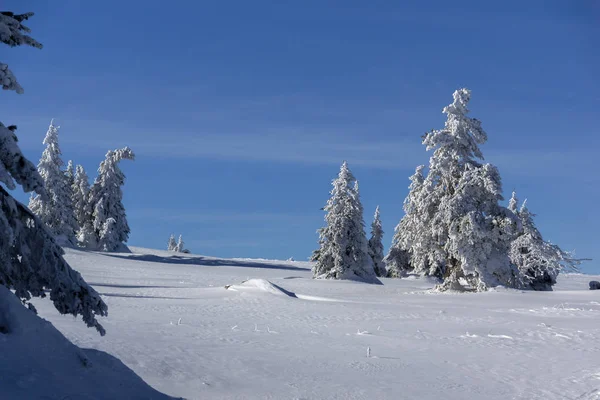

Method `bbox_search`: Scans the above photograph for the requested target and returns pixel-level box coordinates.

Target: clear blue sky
[4,0,599,272]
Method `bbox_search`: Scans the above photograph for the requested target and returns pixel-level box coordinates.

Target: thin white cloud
[13,116,598,178]
[10,114,428,170]
[116,132,425,169]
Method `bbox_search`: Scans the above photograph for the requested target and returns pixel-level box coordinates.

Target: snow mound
[225,279,344,302]
[225,279,297,297]
[0,286,178,400]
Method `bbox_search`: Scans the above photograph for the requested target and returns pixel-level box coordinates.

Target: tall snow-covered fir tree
[28,120,77,245]
[0,10,107,335]
[427,89,521,291]
[510,197,581,290]
[368,206,386,277]
[399,89,520,291]
[168,234,177,251]
[312,162,379,283]
[89,147,135,251]
[72,164,94,246]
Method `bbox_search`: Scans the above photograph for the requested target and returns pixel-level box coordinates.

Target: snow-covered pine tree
[72,164,94,246]
[385,165,439,278]
[28,120,77,245]
[168,234,177,251]
[0,10,107,335]
[510,198,581,290]
[350,181,377,279]
[89,147,135,251]
[368,206,386,277]
[421,89,519,291]
[312,162,378,283]
[175,235,184,252]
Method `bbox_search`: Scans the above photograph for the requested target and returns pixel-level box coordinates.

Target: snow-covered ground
[29,247,600,400]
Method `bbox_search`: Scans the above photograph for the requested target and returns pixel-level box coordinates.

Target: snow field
[28,247,600,400]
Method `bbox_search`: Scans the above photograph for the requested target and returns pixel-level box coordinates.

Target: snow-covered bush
[312,162,378,283]
[89,147,135,251]
[509,195,581,290]
[28,120,77,245]
[0,10,107,335]
[368,206,386,277]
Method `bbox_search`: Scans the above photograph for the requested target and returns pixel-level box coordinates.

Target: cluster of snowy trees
[28,121,134,252]
[0,11,107,335]
[167,234,188,253]
[313,89,581,291]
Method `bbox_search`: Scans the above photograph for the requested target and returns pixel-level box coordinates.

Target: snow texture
[0,285,178,399]
[25,246,600,400]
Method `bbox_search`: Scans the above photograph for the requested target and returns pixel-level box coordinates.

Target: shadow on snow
[102,253,312,272]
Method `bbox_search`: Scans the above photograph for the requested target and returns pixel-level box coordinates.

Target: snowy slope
[0,285,178,400]
[28,247,600,400]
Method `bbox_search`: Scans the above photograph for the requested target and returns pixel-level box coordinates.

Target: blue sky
[4,0,599,272]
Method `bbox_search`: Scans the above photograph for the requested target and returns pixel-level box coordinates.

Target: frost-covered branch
[0,10,107,335]
[0,12,42,94]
